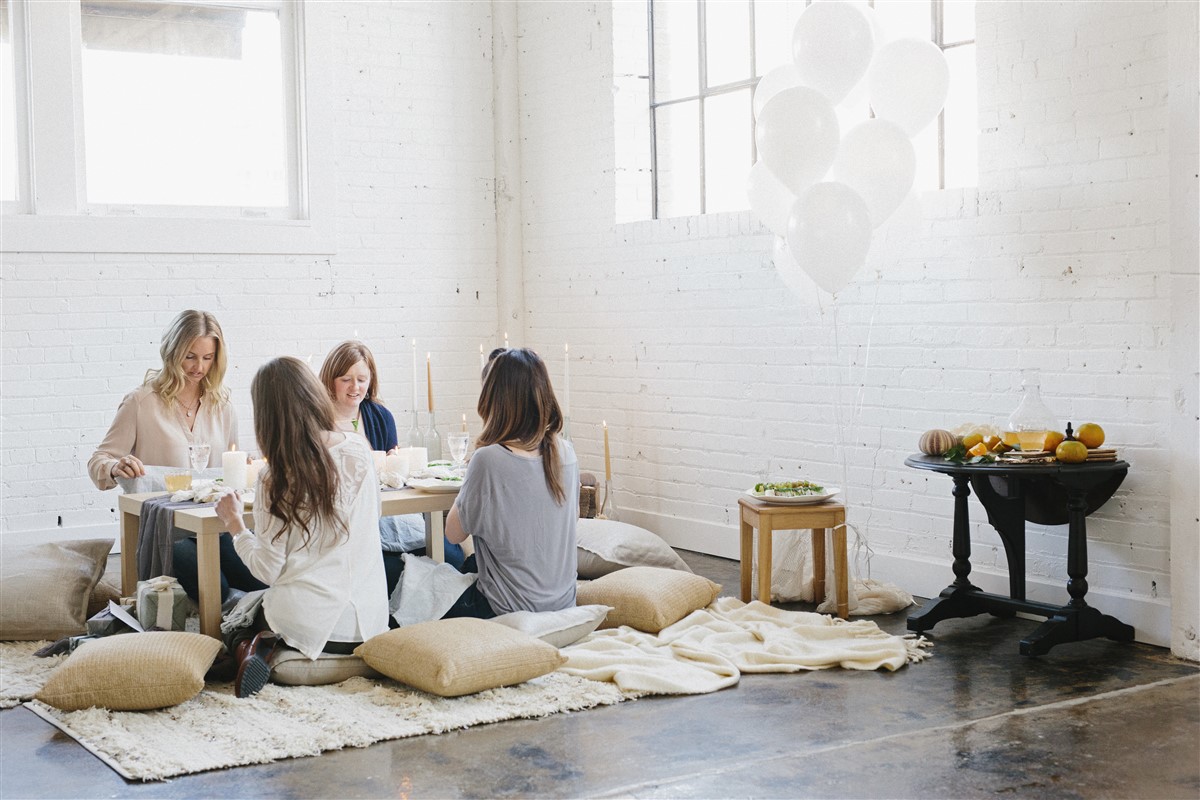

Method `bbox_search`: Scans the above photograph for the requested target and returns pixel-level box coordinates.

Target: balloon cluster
[749,2,950,295]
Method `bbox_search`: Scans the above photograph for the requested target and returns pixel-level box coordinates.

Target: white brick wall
[516,0,1182,645]
[1,1,499,532]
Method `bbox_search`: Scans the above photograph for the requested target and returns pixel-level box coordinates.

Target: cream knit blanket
[560,597,931,696]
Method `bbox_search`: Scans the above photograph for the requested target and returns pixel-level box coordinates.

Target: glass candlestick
[562,416,572,442]
[423,410,442,461]
[597,479,619,521]
[406,410,423,448]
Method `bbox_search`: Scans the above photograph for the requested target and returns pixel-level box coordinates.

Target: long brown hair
[477,348,566,504]
[252,357,346,547]
[318,340,382,404]
[145,310,230,406]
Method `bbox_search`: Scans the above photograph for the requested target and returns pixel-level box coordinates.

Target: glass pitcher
[1006,370,1059,451]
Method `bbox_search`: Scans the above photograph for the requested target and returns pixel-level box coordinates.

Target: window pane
[942,0,975,44]
[874,0,931,41]
[1,0,17,203]
[943,44,977,188]
[80,1,288,207]
[655,100,701,217]
[703,89,751,213]
[753,0,804,75]
[704,0,750,87]
[652,0,698,101]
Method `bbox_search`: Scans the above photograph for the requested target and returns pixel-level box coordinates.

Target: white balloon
[753,65,802,120]
[755,86,840,195]
[785,182,872,294]
[867,38,950,136]
[791,1,875,105]
[832,119,915,228]
[747,161,796,237]
[770,237,817,299]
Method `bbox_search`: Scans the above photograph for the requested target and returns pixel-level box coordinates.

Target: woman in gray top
[443,348,579,618]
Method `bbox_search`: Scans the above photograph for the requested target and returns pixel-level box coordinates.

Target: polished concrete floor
[2,550,1197,799]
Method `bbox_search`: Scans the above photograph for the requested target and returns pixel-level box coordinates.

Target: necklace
[177,397,200,418]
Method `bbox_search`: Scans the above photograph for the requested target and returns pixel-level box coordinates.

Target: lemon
[962,433,984,449]
[1043,431,1065,452]
[967,442,989,458]
[1077,423,1105,449]
[1055,441,1088,464]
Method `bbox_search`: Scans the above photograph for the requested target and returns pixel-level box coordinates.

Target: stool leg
[757,521,773,605]
[833,525,849,619]
[739,517,753,603]
[811,528,826,608]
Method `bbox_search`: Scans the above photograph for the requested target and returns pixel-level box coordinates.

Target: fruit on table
[983,435,1001,450]
[1055,441,1088,464]
[967,442,989,458]
[1077,422,1105,449]
[990,440,1013,454]
[961,433,984,449]
[1043,431,1065,452]
[919,429,957,456]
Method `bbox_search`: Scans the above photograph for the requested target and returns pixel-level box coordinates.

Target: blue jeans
[173,535,268,603]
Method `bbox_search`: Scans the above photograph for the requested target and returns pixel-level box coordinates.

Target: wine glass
[188,442,211,473]
[447,433,470,469]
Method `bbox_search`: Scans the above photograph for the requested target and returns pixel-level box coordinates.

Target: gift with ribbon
[136,576,189,631]
[86,601,139,637]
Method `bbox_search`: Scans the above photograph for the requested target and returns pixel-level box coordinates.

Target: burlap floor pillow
[576,519,693,579]
[577,566,721,633]
[0,539,113,641]
[491,605,612,648]
[270,647,380,686]
[356,618,566,697]
[36,631,222,711]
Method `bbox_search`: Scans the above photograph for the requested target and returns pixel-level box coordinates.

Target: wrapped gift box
[136,576,189,631]
[86,604,138,637]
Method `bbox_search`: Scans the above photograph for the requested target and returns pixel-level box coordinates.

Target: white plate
[745,487,840,505]
[407,478,463,494]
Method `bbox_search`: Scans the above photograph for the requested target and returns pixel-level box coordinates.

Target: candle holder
[423,410,443,461]
[597,479,619,521]
[562,416,572,442]
[405,410,423,448]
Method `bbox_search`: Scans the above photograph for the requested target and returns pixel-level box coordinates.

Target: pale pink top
[87,385,239,490]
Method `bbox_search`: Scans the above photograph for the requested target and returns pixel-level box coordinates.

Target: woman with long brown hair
[215,356,388,697]
[442,348,579,618]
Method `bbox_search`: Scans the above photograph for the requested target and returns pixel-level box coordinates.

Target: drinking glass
[188,442,211,473]
[447,433,470,468]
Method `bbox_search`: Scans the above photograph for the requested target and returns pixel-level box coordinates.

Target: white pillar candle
[410,446,428,471]
[246,458,267,488]
[385,451,409,477]
[222,446,248,491]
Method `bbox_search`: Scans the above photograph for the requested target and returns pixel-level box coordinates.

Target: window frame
[646,0,976,221]
[0,0,334,254]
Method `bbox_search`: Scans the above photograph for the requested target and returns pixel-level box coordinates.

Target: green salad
[753,480,824,496]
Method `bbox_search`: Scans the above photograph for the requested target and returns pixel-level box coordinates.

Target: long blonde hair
[252,357,345,548]
[477,348,566,504]
[144,310,229,406]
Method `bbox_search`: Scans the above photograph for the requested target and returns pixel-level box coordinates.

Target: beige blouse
[87,385,239,491]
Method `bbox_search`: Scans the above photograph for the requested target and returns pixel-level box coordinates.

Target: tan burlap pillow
[577,566,721,633]
[0,539,113,641]
[355,618,566,697]
[36,631,222,711]
[269,648,380,686]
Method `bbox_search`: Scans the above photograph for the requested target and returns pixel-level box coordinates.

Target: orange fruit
[1043,431,1065,452]
[1055,441,1088,464]
[1077,423,1105,449]
[983,435,1001,450]
[991,441,1013,454]
[962,433,984,449]
[968,442,989,458]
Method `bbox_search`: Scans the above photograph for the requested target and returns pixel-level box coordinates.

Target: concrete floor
[2,550,1197,799]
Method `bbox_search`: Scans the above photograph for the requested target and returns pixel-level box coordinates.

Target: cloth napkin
[136,496,203,581]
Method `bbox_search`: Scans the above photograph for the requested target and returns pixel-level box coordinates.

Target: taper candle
[410,339,418,412]
[563,343,570,419]
[603,421,611,482]
[479,343,485,372]
[426,352,434,412]
[461,413,467,432]
[504,331,509,348]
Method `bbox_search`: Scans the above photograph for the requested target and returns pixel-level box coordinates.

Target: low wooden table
[737,496,849,619]
[118,488,457,639]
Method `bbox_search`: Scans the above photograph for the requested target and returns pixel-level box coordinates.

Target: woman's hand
[110,454,146,480]
[215,490,247,534]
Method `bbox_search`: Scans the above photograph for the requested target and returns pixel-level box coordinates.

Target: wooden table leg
[428,512,445,563]
[811,528,826,609]
[120,509,140,596]
[833,524,849,619]
[756,520,773,605]
[739,517,753,603]
[196,533,222,639]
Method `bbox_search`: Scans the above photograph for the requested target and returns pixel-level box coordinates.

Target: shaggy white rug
[1,641,65,708]
[22,672,624,781]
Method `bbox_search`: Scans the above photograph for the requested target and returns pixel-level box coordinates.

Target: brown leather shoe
[235,631,279,698]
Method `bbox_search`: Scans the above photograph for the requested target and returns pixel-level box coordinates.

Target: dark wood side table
[904,454,1134,655]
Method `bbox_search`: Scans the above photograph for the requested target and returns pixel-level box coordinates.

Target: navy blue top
[359,399,397,452]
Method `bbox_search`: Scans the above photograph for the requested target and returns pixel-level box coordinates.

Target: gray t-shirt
[454,438,579,615]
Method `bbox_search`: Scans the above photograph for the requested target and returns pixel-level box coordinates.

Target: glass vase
[1006,370,1059,451]
[423,410,442,461]
[597,479,619,521]
[406,410,423,448]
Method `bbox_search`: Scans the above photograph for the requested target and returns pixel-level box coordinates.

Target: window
[1,0,28,210]
[641,0,977,221]
[1,0,333,254]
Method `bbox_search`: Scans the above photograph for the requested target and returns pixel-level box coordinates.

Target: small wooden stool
[737,496,849,619]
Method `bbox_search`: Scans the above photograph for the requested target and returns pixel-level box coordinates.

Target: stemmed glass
[447,433,470,469]
[188,442,211,473]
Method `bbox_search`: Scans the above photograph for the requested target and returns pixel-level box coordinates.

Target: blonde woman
[88,309,237,488]
[215,356,388,697]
